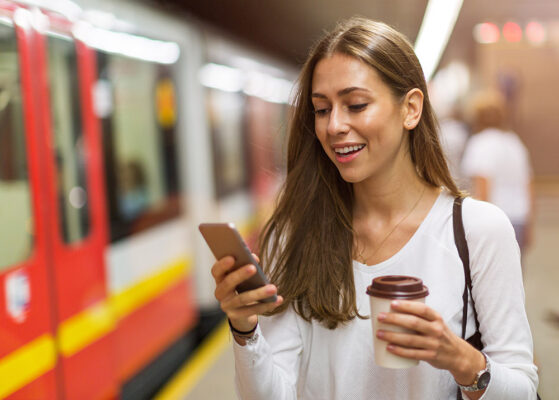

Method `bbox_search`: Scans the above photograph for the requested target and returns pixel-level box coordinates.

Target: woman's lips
[334,145,365,163]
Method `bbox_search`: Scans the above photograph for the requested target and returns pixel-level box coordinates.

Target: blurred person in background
[211,18,538,400]
[461,90,535,261]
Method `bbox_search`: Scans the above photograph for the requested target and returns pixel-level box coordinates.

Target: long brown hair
[259,17,461,329]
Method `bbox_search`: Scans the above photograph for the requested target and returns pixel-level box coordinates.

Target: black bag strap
[453,196,480,400]
[452,196,481,339]
[452,197,541,400]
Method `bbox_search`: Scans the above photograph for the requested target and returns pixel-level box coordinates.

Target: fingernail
[377,330,385,338]
[378,312,386,321]
[266,285,276,294]
[391,300,400,307]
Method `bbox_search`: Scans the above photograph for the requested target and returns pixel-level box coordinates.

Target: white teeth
[334,144,365,154]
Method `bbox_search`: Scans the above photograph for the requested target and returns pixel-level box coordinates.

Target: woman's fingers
[385,343,438,361]
[214,263,257,301]
[375,300,464,369]
[211,253,282,332]
[376,300,443,336]
[226,295,284,320]
[222,284,278,310]
[390,300,439,321]
[377,328,462,368]
[213,256,280,308]
[378,313,442,338]
[376,329,439,352]
[211,256,236,283]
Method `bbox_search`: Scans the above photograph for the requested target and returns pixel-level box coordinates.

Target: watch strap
[458,352,491,392]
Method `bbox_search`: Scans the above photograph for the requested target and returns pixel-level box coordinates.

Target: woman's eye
[313,108,330,116]
[348,103,368,112]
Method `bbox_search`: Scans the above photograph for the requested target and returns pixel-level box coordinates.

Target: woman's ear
[402,88,424,130]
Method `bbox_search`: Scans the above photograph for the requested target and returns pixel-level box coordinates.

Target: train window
[0,22,33,269]
[47,35,91,243]
[207,89,250,198]
[96,52,180,242]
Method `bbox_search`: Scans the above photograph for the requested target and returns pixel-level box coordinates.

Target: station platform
[156,181,559,400]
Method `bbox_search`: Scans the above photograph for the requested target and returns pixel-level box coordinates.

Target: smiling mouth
[334,144,366,157]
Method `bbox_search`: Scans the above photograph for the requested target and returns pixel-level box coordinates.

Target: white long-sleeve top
[233,192,539,399]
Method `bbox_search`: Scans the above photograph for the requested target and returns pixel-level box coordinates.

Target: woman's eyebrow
[311,87,371,98]
[338,86,370,96]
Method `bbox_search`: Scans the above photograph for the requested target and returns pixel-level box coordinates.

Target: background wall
[475,28,559,177]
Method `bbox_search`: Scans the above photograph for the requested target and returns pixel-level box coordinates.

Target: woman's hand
[376,300,486,388]
[211,255,283,335]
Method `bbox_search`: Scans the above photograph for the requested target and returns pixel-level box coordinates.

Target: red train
[0,1,292,398]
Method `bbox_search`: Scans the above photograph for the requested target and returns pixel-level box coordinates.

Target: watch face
[477,371,491,389]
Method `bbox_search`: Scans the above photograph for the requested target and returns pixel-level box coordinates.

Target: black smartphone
[198,223,277,303]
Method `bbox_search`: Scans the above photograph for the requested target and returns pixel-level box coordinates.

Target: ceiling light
[525,21,546,44]
[473,22,500,44]
[414,0,464,82]
[503,21,522,42]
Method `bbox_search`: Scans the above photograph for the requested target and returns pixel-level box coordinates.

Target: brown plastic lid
[366,275,429,300]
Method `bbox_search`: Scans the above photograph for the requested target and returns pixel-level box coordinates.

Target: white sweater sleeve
[463,199,539,399]
[233,307,303,400]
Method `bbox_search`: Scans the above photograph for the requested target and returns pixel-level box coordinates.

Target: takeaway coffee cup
[367,275,429,368]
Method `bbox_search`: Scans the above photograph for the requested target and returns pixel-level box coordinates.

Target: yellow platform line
[154,319,231,400]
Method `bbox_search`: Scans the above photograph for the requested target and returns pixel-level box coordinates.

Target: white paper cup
[367,276,429,369]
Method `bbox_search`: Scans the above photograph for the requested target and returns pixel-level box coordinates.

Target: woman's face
[311,53,410,184]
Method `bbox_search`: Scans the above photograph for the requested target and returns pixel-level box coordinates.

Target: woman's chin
[337,170,364,184]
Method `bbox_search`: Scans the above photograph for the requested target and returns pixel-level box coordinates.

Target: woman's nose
[327,107,349,136]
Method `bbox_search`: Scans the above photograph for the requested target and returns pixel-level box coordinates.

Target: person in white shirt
[461,90,534,255]
[211,18,538,400]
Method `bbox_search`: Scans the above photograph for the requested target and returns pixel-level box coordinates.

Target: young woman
[211,18,538,399]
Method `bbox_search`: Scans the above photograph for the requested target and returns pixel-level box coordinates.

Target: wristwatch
[458,352,491,392]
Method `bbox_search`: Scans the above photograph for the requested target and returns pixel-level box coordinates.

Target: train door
[2,4,198,398]
[0,7,59,400]
[35,11,119,400]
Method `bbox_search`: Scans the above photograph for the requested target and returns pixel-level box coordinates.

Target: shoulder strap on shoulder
[453,197,541,400]
[452,197,480,339]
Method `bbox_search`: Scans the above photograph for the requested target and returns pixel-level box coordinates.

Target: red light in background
[473,22,500,43]
[503,21,522,42]
[525,21,546,44]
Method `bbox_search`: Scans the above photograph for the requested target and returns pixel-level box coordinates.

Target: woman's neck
[352,163,427,220]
